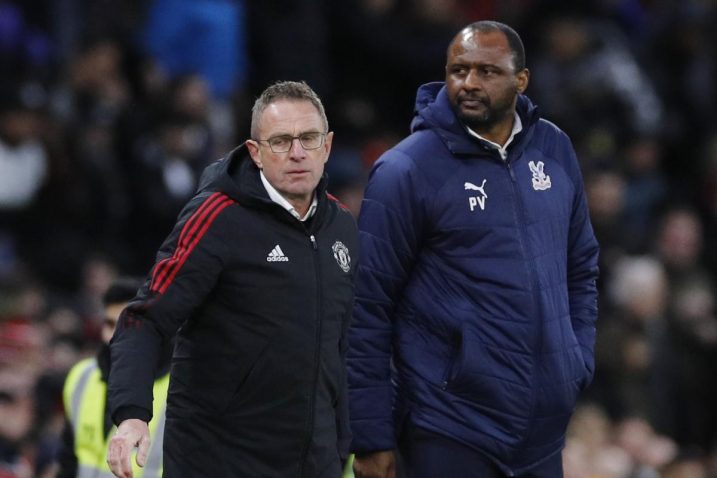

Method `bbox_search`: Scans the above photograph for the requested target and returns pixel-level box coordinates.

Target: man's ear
[516,68,530,94]
[246,140,262,169]
[322,131,334,164]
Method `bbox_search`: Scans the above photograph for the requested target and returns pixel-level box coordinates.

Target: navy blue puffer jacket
[348,83,599,475]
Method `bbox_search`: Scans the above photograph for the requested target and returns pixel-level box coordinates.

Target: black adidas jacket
[108,144,358,477]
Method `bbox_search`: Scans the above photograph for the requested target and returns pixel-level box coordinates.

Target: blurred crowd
[0,0,716,476]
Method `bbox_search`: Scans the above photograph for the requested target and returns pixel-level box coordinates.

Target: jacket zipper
[505,158,541,471]
[299,233,321,477]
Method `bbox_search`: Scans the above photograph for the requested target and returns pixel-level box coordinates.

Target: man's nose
[464,69,482,89]
[288,137,307,158]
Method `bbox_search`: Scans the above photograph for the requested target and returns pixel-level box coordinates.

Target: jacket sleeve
[561,134,600,384]
[108,192,235,423]
[348,150,427,453]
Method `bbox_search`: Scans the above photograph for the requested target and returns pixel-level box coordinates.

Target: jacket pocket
[440,320,533,411]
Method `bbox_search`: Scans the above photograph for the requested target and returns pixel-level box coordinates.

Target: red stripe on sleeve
[327,193,349,210]
[156,197,234,294]
[150,193,231,293]
[151,192,224,291]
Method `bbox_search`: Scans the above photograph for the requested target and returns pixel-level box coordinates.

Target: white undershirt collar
[466,112,523,161]
[260,171,317,221]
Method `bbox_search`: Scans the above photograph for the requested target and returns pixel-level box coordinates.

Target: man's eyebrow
[268,129,322,137]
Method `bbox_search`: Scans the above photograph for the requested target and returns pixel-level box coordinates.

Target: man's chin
[458,111,493,130]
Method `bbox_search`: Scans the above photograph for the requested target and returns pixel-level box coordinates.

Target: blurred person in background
[597,255,668,422]
[0,278,47,478]
[562,403,633,478]
[56,277,170,478]
[348,20,598,478]
[0,368,35,478]
[128,74,216,267]
[529,14,663,148]
[0,80,48,277]
[655,207,710,288]
[107,81,357,478]
[143,0,247,154]
[654,275,717,452]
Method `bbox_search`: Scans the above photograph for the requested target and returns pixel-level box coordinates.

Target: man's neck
[466,112,523,161]
[259,171,317,221]
[470,113,515,147]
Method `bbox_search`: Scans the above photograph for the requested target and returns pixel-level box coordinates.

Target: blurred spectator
[585,167,627,290]
[593,256,668,421]
[327,0,461,139]
[615,417,678,476]
[653,275,717,451]
[662,455,708,478]
[621,136,668,252]
[127,74,215,267]
[143,0,246,153]
[529,15,663,147]
[55,276,169,478]
[143,0,247,100]
[0,81,48,212]
[0,367,35,478]
[0,80,49,276]
[563,403,634,478]
[655,207,708,285]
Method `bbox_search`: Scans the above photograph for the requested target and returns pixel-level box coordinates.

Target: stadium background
[0,0,716,476]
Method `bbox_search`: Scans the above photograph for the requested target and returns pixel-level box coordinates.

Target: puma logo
[465,180,488,211]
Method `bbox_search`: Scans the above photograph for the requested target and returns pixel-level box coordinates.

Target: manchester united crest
[332,241,351,273]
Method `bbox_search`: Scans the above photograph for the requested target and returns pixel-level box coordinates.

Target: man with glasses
[106,81,358,477]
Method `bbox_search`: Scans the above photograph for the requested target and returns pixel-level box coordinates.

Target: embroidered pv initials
[465,180,487,211]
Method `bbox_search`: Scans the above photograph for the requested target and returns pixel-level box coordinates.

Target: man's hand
[353,450,397,478]
[107,418,150,478]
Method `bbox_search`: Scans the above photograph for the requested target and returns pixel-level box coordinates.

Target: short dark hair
[103,277,142,306]
[250,81,328,139]
[461,21,526,72]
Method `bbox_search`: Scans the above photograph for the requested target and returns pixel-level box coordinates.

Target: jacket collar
[198,143,331,224]
[410,82,539,159]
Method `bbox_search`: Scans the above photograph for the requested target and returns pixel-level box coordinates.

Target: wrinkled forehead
[257,99,325,135]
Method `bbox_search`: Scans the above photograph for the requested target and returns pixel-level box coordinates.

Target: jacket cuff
[112,405,151,425]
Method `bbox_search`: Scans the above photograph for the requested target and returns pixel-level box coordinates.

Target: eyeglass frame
[252,131,328,153]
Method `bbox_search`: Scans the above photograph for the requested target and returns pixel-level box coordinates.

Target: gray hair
[250,81,328,139]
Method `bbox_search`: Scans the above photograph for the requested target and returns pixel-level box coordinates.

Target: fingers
[107,433,135,478]
[107,419,151,478]
[353,451,397,478]
[135,433,150,467]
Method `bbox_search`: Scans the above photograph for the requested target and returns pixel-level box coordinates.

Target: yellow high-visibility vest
[343,454,355,478]
[63,357,169,478]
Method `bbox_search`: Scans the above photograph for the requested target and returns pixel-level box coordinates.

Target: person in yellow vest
[56,277,172,478]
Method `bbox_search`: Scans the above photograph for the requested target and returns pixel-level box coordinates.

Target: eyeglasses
[254,132,327,153]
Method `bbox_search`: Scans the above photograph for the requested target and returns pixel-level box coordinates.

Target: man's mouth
[458,97,487,109]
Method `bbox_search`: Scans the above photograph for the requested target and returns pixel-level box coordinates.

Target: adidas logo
[266,245,289,262]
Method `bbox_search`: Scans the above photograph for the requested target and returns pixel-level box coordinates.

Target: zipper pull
[507,162,517,182]
[310,235,318,250]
